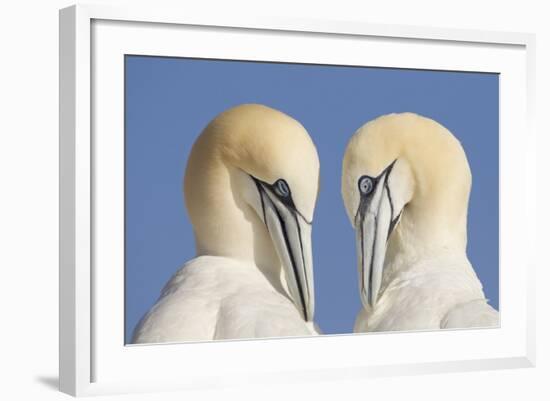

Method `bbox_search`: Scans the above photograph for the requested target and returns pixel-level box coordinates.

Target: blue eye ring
[274,179,290,198]
[358,176,374,195]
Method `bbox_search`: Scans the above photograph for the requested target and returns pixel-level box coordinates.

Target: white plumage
[133,256,317,343]
[353,252,498,332]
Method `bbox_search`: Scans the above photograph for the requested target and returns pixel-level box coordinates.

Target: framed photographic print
[59,4,536,396]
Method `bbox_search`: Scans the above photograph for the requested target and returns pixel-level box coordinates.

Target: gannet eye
[358,176,374,195]
[274,179,291,198]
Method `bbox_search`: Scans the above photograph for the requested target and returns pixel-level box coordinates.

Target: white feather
[132,256,317,343]
[354,252,499,332]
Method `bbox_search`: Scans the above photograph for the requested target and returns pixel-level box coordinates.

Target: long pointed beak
[355,174,394,308]
[259,188,314,322]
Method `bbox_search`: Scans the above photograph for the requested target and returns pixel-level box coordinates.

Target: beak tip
[361,289,378,309]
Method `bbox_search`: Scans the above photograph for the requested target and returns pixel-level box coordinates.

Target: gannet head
[341,113,471,308]
[184,104,319,321]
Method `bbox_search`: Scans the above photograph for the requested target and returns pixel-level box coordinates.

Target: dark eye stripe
[250,175,313,225]
[274,179,290,198]
[358,176,374,195]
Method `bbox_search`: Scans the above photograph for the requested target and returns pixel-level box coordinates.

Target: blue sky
[125,56,499,343]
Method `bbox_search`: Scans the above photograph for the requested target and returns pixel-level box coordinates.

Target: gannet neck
[383,114,471,272]
[184,132,280,283]
[390,192,468,256]
[384,209,468,276]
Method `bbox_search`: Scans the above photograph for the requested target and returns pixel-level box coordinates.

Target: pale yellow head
[341,112,472,307]
[184,104,319,321]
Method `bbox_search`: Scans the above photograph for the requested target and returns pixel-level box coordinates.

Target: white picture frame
[59,3,536,397]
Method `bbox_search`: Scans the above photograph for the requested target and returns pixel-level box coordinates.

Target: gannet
[341,113,499,332]
[132,104,320,343]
